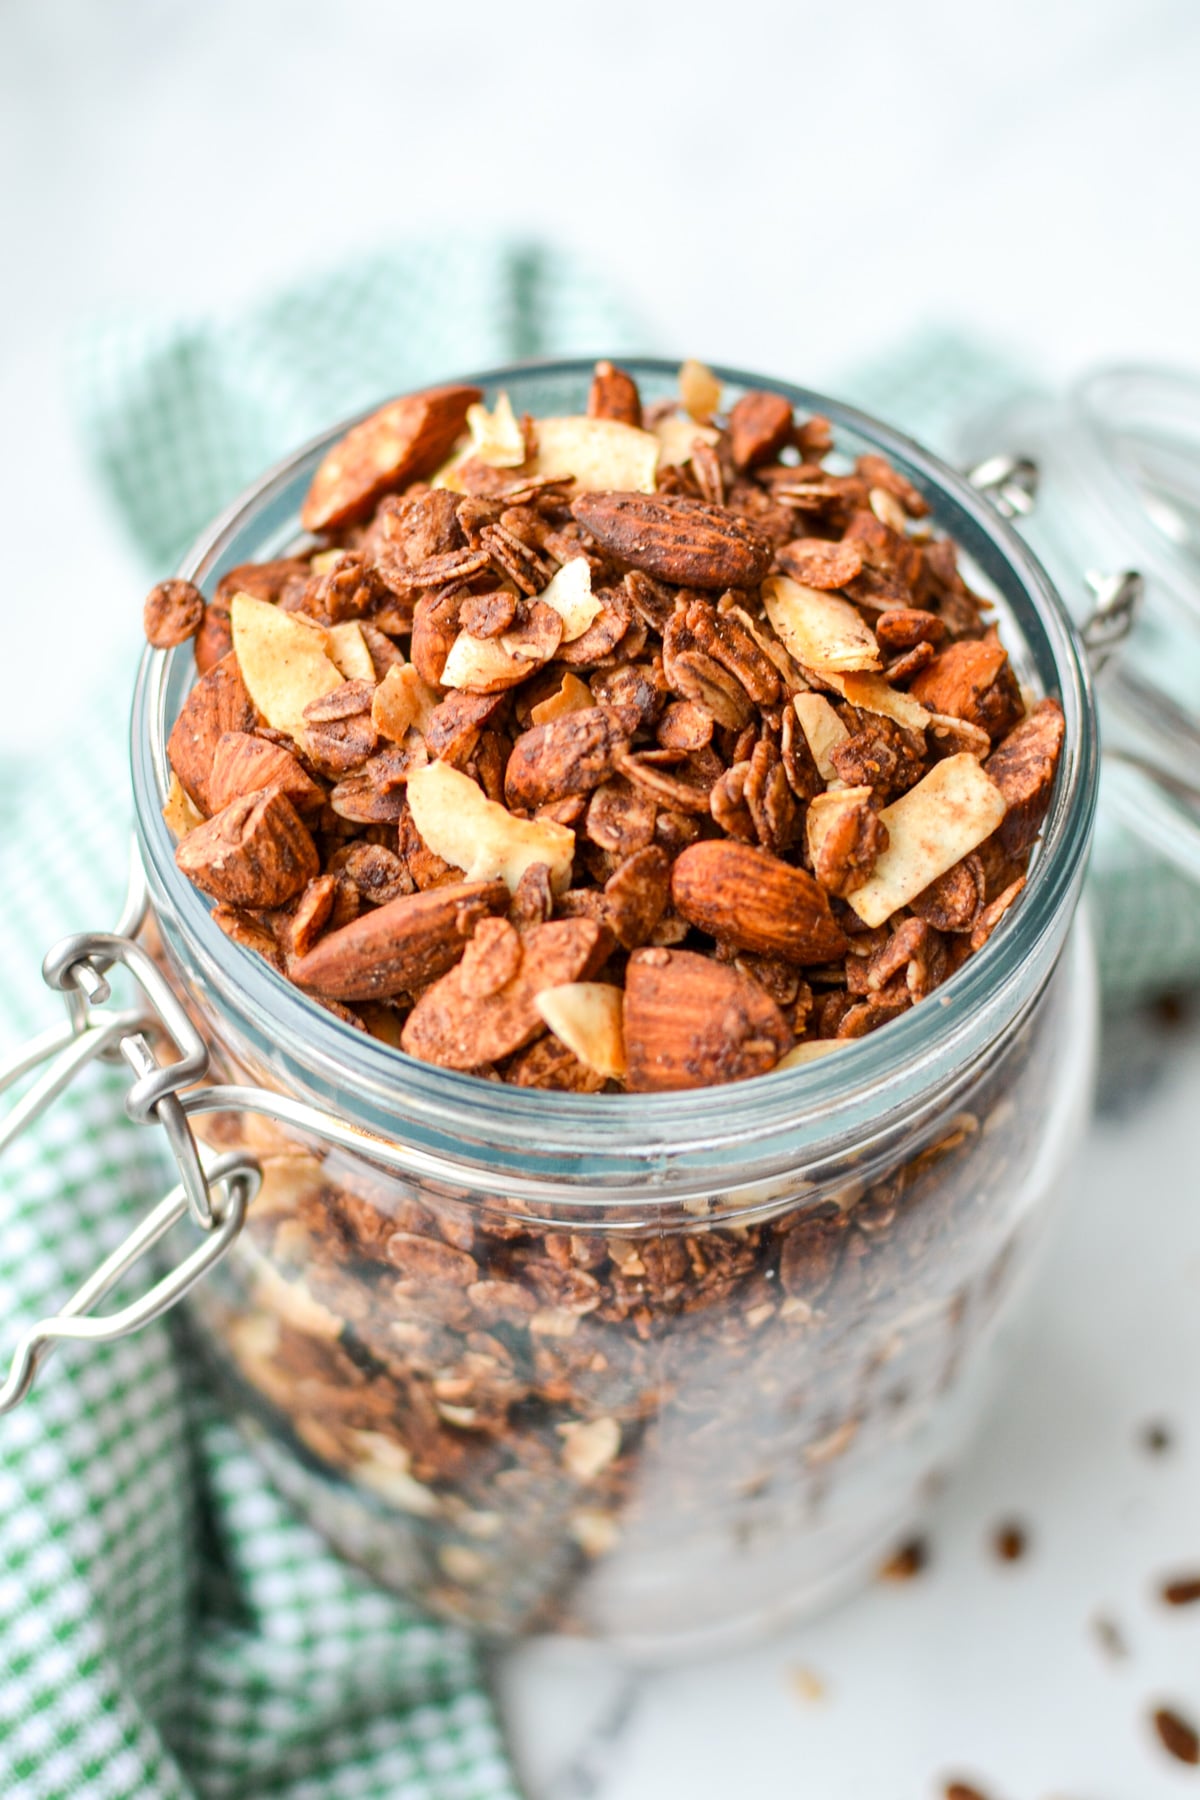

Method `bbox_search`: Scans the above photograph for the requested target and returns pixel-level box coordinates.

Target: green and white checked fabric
[0,704,521,1800]
[4,242,1200,1800]
[76,238,643,570]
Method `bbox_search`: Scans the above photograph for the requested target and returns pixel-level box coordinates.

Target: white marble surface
[2,4,1200,1796]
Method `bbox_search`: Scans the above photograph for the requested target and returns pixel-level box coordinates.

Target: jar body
[173,923,1094,1654]
[128,359,1099,1653]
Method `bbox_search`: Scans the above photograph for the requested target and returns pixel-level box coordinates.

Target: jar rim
[130,355,1098,1191]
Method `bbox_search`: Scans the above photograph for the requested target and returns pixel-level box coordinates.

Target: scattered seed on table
[880,1535,929,1581]
[991,1519,1028,1562]
[1153,1704,1200,1766]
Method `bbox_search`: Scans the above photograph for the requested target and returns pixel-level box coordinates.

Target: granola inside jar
[132,361,1099,1652]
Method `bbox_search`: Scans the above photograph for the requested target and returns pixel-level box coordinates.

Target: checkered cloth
[3,242,1199,1800]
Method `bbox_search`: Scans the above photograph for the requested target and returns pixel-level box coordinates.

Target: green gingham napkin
[4,241,1200,1800]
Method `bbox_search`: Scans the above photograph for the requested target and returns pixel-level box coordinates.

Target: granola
[154,362,1064,1089]
[144,363,1081,1644]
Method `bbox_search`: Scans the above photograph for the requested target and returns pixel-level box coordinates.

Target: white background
[2,0,1200,757]
[2,3,1199,1796]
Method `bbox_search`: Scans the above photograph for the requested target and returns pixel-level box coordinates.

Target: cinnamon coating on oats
[153,363,1065,1089]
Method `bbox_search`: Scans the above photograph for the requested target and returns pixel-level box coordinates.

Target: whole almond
[176,789,319,908]
[587,361,643,429]
[209,731,325,814]
[670,840,849,963]
[623,948,792,1091]
[571,492,773,590]
[290,880,510,1000]
[984,698,1065,855]
[909,633,1023,742]
[727,390,794,470]
[167,651,256,814]
[301,384,483,533]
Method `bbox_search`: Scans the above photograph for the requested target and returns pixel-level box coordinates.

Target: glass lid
[958,363,1200,887]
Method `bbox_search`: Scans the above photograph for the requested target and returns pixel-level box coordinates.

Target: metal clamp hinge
[0,857,260,1413]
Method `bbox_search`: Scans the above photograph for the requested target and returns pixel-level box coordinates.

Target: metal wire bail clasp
[0,855,260,1413]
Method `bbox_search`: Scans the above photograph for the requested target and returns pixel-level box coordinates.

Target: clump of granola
[154,363,1064,1091]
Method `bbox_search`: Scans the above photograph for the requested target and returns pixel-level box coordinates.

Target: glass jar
[957,363,1200,886]
[0,359,1093,1659]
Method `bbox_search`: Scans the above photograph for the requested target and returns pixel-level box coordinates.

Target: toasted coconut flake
[775,1040,846,1071]
[559,1416,621,1479]
[793,692,850,782]
[824,670,931,730]
[678,359,722,422]
[869,486,909,534]
[536,982,627,1078]
[231,592,345,738]
[162,772,205,838]
[371,663,440,742]
[441,631,535,694]
[762,575,881,675]
[326,620,376,683]
[537,557,602,643]
[652,414,721,468]
[528,416,659,494]
[465,391,526,468]
[847,753,1008,929]
[309,548,349,577]
[530,672,596,726]
[441,603,562,694]
[407,760,575,893]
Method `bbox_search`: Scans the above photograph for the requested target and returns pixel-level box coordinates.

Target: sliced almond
[847,753,1008,928]
[793,692,850,782]
[371,662,440,742]
[774,1040,846,1071]
[162,772,205,839]
[822,670,931,731]
[325,620,376,683]
[530,671,595,726]
[652,413,721,468]
[230,592,344,738]
[529,416,659,494]
[536,982,627,1078]
[407,760,576,893]
[465,390,526,467]
[762,574,881,675]
[537,557,602,643]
